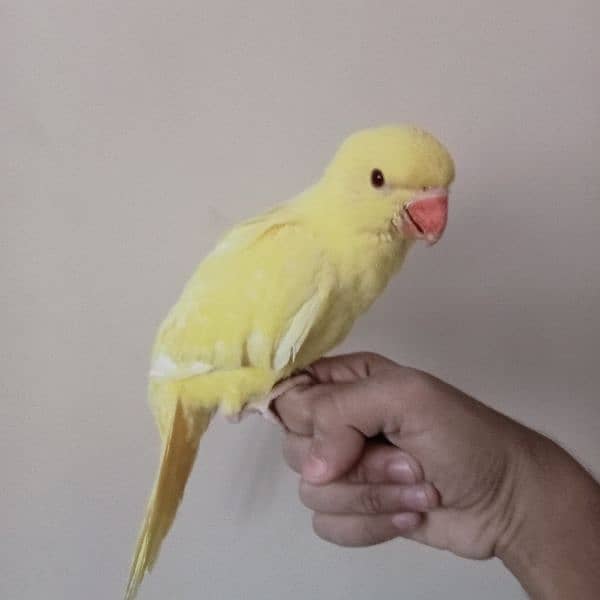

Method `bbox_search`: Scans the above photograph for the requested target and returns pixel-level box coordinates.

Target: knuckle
[359,485,383,514]
[409,369,434,390]
[357,351,382,364]
[396,368,434,399]
[355,352,397,375]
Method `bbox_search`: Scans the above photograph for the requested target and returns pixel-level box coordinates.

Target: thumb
[303,422,366,485]
[301,379,399,485]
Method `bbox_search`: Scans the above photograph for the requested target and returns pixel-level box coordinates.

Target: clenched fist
[275,352,600,599]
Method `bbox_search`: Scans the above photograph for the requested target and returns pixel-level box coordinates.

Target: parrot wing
[150,208,336,407]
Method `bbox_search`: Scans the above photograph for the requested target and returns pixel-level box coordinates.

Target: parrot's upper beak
[394,188,449,245]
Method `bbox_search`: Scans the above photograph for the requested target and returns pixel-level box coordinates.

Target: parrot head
[322,125,455,245]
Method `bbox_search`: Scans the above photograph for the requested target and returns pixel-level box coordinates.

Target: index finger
[274,352,399,434]
[273,382,325,436]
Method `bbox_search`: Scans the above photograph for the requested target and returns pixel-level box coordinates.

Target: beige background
[2,2,599,599]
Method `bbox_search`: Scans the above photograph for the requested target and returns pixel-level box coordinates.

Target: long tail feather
[124,398,212,600]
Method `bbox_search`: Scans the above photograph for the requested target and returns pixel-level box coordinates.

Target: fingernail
[392,512,420,531]
[408,487,429,509]
[387,460,416,483]
[304,455,327,481]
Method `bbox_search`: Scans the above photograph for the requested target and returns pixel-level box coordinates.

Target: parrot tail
[124,397,212,600]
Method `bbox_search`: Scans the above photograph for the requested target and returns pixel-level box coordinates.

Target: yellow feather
[125,392,211,600]
[125,125,455,598]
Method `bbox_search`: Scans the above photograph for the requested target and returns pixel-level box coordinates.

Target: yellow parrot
[125,125,455,599]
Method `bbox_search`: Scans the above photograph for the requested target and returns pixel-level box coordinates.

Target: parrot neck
[292,183,411,295]
[293,182,407,251]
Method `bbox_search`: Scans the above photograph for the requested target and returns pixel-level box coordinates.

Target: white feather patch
[149,354,214,380]
[273,292,322,372]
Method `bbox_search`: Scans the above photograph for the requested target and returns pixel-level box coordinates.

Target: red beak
[400,188,449,245]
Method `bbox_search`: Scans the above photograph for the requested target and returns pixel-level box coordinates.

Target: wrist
[497,429,600,599]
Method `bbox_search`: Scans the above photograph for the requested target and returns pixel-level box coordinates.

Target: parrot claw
[230,372,315,428]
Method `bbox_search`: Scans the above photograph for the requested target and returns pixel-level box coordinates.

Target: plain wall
[2,2,599,599]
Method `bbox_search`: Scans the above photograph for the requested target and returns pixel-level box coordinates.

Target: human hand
[275,352,600,598]
[275,352,537,559]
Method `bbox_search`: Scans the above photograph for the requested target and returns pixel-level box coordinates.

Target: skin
[274,352,600,599]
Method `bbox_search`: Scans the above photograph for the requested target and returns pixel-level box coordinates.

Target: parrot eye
[370,169,385,188]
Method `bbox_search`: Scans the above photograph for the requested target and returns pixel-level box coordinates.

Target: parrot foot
[227,372,315,428]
